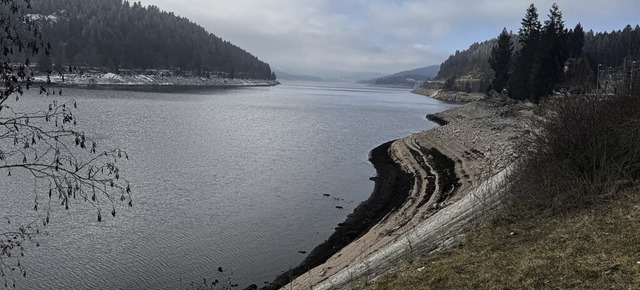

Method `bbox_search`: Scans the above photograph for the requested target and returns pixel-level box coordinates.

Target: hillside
[273,68,324,82]
[360,65,440,87]
[435,39,497,81]
[431,25,640,84]
[27,0,274,80]
[384,65,440,80]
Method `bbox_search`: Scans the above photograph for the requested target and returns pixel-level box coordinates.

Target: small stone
[417,266,426,272]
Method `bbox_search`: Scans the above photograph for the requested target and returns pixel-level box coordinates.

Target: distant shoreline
[30,71,279,92]
[39,81,279,93]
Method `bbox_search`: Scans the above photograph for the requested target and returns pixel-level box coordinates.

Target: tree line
[436,39,497,81]
[28,0,275,79]
[434,3,640,102]
[500,3,573,102]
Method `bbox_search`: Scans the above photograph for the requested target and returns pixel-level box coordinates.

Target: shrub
[503,92,640,218]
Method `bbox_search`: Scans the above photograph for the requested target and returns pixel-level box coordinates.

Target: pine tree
[488,28,514,93]
[531,3,568,101]
[568,23,585,58]
[508,4,542,101]
[518,4,542,46]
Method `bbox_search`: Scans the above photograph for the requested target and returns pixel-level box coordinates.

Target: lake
[0,81,454,289]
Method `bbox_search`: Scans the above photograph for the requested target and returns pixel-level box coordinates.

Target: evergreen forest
[433,3,640,102]
[27,0,274,79]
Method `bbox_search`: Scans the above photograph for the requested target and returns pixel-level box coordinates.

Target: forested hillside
[28,0,274,79]
[435,40,499,80]
[358,65,439,87]
[434,23,640,84]
[583,25,640,68]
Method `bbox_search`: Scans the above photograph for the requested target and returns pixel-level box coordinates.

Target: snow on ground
[35,72,277,87]
[26,14,61,23]
[102,73,124,82]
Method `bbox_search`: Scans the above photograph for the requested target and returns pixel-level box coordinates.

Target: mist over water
[0,82,454,289]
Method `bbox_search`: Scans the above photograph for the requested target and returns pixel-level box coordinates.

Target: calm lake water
[0,81,454,289]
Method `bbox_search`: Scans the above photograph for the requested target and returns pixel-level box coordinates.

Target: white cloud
[138,0,639,76]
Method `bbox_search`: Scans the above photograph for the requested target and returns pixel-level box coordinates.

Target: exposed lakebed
[0,81,454,289]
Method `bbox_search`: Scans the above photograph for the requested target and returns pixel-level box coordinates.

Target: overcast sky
[137,0,639,76]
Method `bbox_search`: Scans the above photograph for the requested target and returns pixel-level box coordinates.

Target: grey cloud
[139,0,638,76]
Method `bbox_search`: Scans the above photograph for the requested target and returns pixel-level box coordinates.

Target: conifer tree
[508,4,541,101]
[531,3,568,101]
[488,28,514,93]
[568,23,585,58]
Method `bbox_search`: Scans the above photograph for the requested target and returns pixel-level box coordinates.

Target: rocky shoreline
[261,141,413,290]
[280,95,536,289]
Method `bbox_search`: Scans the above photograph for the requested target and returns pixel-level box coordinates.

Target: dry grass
[357,190,640,290]
[358,92,640,289]
[501,93,640,220]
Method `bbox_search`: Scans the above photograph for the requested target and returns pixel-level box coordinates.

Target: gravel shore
[412,87,486,103]
[280,95,536,289]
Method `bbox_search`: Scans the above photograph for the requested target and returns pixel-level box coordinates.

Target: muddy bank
[262,141,412,290]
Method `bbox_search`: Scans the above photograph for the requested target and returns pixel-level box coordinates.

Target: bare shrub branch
[1,0,132,284]
[502,90,640,220]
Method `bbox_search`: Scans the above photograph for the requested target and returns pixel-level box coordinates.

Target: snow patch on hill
[33,72,278,87]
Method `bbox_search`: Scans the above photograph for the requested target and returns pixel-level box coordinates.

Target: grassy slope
[358,190,640,289]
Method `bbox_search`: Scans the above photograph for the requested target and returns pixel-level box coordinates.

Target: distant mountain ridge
[29,0,275,80]
[359,65,440,87]
[272,68,387,83]
[384,65,440,79]
[273,68,324,82]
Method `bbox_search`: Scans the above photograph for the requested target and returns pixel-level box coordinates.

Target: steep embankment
[283,96,535,289]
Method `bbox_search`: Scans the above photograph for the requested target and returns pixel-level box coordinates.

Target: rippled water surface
[0,81,454,289]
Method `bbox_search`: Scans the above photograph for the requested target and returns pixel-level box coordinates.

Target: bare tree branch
[1,0,132,285]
